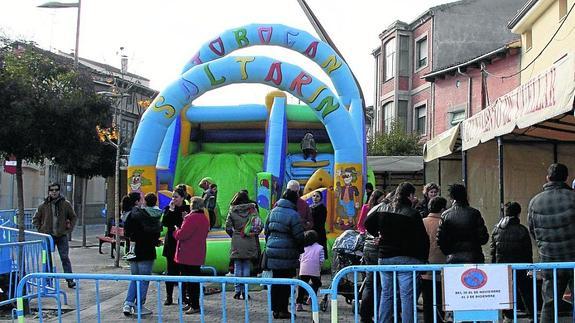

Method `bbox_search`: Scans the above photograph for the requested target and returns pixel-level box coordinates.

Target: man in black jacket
[528,163,575,323]
[490,201,533,322]
[437,184,488,264]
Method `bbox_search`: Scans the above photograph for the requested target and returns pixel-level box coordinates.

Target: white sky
[1,0,449,107]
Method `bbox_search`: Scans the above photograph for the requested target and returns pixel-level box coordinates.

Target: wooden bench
[98,226,130,259]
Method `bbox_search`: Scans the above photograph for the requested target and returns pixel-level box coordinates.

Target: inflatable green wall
[174,152,263,226]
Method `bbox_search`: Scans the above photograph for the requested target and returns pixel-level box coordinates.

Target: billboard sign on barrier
[443,264,512,311]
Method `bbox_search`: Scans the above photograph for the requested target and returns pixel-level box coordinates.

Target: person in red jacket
[173,197,210,315]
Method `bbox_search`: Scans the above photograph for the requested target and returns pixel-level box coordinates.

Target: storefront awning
[423,124,461,162]
[461,53,575,150]
[367,156,423,172]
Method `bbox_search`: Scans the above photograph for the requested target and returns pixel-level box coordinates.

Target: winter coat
[310,203,328,259]
[528,181,575,262]
[173,211,210,266]
[415,196,430,218]
[490,216,532,264]
[297,198,314,230]
[33,195,77,237]
[225,203,262,260]
[300,133,316,150]
[422,213,446,280]
[264,199,305,270]
[437,202,489,264]
[364,202,429,262]
[124,207,161,262]
[161,204,190,259]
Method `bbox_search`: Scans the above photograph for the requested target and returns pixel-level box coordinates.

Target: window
[383,102,394,133]
[384,38,396,81]
[416,36,428,69]
[398,100,408,132]
[121,120,135,142]
[415,105,427,134]
[450,110,466,126]
[559,0,567,19]
[524,30,532,51]
[399,36,409,76]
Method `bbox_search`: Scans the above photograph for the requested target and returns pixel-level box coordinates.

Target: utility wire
[484,1,575,79]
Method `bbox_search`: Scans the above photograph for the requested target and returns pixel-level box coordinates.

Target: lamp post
[38,0,82,68]
[96,51,129,267]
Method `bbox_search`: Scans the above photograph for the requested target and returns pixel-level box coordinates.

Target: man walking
[32,183,77,288]
[528,163,575,323]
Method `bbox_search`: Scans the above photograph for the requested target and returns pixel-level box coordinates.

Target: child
[296,230,324,311]
[300,132,317,163]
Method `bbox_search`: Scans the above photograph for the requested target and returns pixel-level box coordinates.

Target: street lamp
[38,1,82,69]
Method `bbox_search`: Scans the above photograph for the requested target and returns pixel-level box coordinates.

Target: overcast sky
[1,0,450,107]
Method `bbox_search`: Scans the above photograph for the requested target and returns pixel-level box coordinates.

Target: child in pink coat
[296,230,325,311]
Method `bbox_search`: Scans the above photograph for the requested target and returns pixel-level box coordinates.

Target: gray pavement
[6,225,573,322]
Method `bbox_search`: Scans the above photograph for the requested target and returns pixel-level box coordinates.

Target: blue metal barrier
[16,272,320,323]
[0,209,37,231]
[0,240,66,311]
[323,263,575,323]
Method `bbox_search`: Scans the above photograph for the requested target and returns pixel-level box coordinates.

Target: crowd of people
[33,162,575,321]
[358,162,575,323]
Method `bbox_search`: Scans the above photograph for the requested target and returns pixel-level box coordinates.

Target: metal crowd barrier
[323,263,575,323]
[0,240,67,316]
[16,272,320,323]
[0,209,37,231]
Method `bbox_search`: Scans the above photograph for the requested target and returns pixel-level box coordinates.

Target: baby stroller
[321,230,366,309]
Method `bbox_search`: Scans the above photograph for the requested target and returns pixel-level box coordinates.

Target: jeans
[541,269,573,323]
[52,235,73,274]
[124,260,154,306]
[360,270,380,323]
[234,259,251,292]
[378,257,422,323]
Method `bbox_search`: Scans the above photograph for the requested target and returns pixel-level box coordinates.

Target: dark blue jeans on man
[52,235,73,273]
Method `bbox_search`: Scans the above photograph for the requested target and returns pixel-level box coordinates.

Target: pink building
[372,0,526,139]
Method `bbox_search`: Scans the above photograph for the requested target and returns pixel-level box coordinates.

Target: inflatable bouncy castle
[127,24,374,273]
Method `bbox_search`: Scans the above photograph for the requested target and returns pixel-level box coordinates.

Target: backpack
[241,205,262,237]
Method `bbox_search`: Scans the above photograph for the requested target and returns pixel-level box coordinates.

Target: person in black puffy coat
[437,184,489,264]
[490,201,533,321]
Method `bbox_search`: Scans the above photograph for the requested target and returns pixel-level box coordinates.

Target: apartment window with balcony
[383,101,394,133]
[384,38,396,81]
[415,36,428,69]
[524,30,532,51]
[559,0,567,19]
[415,105,427,134]
[398,35,409,76]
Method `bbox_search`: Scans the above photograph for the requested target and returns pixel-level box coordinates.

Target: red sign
[3,156,16,174]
